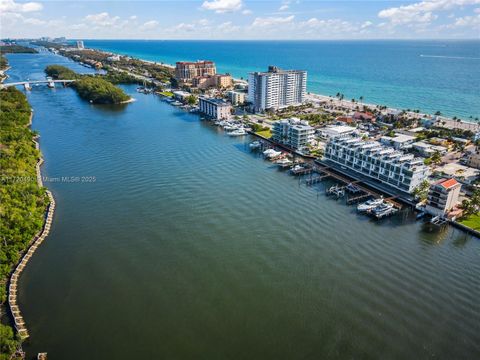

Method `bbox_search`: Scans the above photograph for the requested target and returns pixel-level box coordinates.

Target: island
[45,65,131,104]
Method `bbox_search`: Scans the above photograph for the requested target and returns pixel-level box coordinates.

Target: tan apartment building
[175,61,216,83]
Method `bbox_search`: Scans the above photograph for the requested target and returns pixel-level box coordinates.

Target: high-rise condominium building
[175,61,216,83]
[248,66,307,113]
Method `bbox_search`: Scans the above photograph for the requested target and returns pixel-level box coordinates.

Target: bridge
[1,79,76,90]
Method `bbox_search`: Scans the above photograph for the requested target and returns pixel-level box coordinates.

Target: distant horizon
[2,0,479,40]
[9,38,480,42]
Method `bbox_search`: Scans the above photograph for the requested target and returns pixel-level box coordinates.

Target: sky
[1,0,479,39]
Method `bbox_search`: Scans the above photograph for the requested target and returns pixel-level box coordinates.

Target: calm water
[86,40,480,120]
[5,51,480,359]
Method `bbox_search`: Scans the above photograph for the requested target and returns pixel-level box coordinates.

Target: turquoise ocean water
[86,40,480,120]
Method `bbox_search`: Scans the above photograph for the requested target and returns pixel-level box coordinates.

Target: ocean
[85,39,480,120]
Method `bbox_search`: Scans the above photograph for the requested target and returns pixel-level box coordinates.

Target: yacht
[263,149,282,159]
[228,128,247,136]
[224,123,239,131]
[371,202,395,218]
[357,197,384,212]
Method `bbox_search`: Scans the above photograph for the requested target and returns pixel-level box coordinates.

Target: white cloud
[85,12,120,27]
[252,15,294,27]
[198,18,210,26]
[0,0,42,13]
[449,13,480,27]
[279,4,289,11]
[217,21,240,32]
[378,0,480,25]
[361,20,373,29]
[23,17,45,25]
[242,9,252,15]
[140,20,159,31]
[201,0,243,13]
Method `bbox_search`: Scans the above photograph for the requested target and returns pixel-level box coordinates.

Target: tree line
[0,87,49,358]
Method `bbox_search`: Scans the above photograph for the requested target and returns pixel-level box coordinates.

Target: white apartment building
[319,125,356,140]
[248,66,307,113]
[324,136,430,193]
[227,91,246,105]
[198,97,232,120]
[272,118,314,151]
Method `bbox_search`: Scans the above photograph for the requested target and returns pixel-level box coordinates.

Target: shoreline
[85,45,478,125]
[7,112,56,341]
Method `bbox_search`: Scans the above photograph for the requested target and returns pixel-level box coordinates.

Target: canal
[5,51,480,359]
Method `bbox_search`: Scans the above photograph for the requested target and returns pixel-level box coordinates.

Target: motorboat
[228,128,247,136]
[224,123,240,131]
[357,197,384,212]
[275,157,293,168]
[371,202,396,218]
[263,149,282,159]
[249,141,261,149]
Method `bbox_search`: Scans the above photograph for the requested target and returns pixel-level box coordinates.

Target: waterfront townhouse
[248,66,307,113]
[425,178,461,217]
[324,137,430,193]
[198,97,232,120]
[272,118,314,151]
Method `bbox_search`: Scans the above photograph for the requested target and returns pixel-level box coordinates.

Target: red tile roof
[439,178,459,189]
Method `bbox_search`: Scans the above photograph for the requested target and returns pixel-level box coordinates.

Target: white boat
[371,202,396,218]
[249,141,261,149]
[224,124,239,131]
[263,149,282,159]
[275,158,293,167]
[357,197,384,212]
[228,128,247,136]
[171,101,183,106]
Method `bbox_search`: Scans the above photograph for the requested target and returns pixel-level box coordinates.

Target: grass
[459,214,480,231]
[255,129,272,138]
[158,91,173,97]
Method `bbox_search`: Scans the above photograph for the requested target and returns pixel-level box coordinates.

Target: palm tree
[359,96,364,103]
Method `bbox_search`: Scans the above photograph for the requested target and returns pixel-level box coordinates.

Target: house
[425,178,461,217]
[380,134,416,150]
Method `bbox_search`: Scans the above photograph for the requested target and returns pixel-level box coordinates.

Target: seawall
[7,112,56,339]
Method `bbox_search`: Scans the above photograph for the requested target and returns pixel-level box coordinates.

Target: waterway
[5,50,480,359]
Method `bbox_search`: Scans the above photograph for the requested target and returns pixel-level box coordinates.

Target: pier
[7,134,56,340]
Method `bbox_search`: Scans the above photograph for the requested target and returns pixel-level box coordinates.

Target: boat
[171,101,182,106]
[249,141,261,149]
[228,128,247,136]
[346,183,361,194]
[371,202,397,218]
[357,197,384,212]
[275,157,293,168]
[224,123,240,131]
[263,149,282,159]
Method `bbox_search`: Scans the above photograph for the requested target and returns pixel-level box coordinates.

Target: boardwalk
[7,135,56,339]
